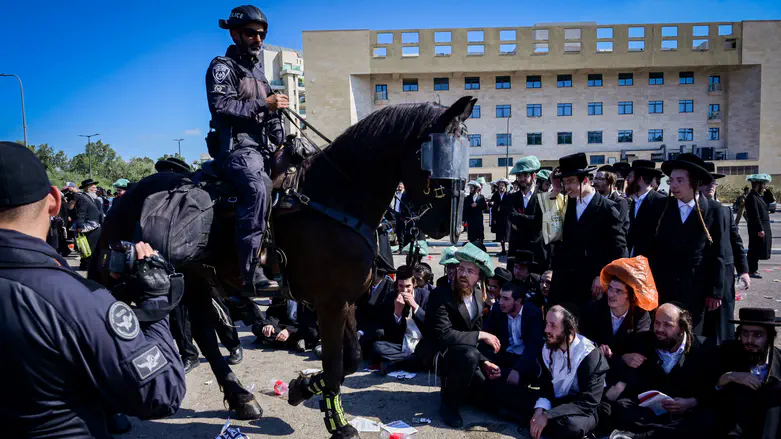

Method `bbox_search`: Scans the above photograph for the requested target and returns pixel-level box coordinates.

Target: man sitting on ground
[355,267,397,355]
[607,303,720,439]
[252,297,319,352]
[508,249,541,298]
[436,246,459,288]
[373,266,430,374]
[528,305,609,439]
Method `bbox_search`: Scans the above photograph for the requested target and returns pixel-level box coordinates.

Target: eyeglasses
[456,266,479,277]
[241,28,267,40]
[607,286,627,295]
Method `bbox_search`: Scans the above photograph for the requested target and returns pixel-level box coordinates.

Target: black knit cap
[0,141,51,208]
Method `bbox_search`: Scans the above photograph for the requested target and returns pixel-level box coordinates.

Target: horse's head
[400,96,477,243]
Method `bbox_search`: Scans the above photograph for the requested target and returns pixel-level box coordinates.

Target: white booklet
[638,390,673,416]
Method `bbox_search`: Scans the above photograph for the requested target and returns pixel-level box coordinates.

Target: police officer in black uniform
[0,141,186,438]
[206,5,287,293]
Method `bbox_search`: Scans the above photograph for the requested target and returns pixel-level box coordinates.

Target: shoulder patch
[213,63,230,84]
[132,345,169,380]
[108,301,139,340]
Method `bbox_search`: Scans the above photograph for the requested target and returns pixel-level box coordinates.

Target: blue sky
[1,0,780,164]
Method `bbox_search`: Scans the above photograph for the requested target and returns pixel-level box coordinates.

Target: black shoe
[107,413,132,435]
[242,269,279,295]
[379,361,396,376]
[227,346,244,365]
[313,344,323,358]
[749,272,763,279]
[183,357,200,374]
[440,402,463,428]
[295,339,307,352]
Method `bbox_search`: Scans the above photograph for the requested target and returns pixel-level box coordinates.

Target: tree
[157,153,186,163]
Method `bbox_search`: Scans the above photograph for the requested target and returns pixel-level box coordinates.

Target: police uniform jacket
[0,229,185,438]
[206,44,284,163]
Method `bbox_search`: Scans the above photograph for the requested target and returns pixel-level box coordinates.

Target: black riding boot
[241,261,279,296]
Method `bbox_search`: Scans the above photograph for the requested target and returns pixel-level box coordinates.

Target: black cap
[0,141,51,208]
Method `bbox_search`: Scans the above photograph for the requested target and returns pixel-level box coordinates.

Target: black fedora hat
[613,162,631,178]
[507,249,537,267]
[630,159,664,177]
[702,162,726,180]
[155,157,192,175]
[492,267,513,283]
[597,165,617,174]
[729,307,781,327]
[79,178,99,189]
[661,153,714,185]
[557,153,597,178]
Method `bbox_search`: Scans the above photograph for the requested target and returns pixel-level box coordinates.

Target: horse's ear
[434,96,477,130]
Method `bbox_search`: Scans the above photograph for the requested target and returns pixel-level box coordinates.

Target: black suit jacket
[384,287,431,345]
[550,192,627,306]
[508,189,546,267]
[535,345,610,419]
[259,298,318,336]
[581,298,651,357]
[490,191,513,241]
[418,284,486,367]
[609,331,719,403]
[627,189,666,257]
[356,276,398,339]
[649,197,726,331]
[483,301,544,373]
[744,191,772,260]
[463,194,487,239]
[608,191,630,237]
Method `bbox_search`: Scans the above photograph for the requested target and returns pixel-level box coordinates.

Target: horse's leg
[288,301,358,438]
[342,304,361,380]
[186,285,262,420]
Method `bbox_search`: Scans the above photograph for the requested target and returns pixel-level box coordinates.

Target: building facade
[303,21,781,185]
[262,44,306,135]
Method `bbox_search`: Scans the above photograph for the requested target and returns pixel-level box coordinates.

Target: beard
[545,331,566,350]
[454,276,473,298]
[625,179,640,196]
[239,39,262,57]
[655,331,684,351]
[742,344,770,365]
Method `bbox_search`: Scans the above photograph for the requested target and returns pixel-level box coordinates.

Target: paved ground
[93,212,781,439]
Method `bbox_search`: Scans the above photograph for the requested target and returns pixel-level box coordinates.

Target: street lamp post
[78,133,100,179]
[1,73,28,147]
[173,138,184,157]
[505,113,511,178]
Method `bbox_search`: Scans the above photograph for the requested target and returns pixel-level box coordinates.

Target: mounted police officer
[0,141,186,438]
[206,5,287,293]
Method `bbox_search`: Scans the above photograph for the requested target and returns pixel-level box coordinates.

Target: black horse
[94,96,476,439]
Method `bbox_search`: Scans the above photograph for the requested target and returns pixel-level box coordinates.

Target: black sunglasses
[241,28,267,40]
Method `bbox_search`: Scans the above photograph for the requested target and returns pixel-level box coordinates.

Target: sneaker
[439,402,463,428]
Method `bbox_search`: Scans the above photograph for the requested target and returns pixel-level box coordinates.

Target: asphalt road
[84,212,781,439]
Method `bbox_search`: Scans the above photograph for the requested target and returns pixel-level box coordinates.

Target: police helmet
[219,5,268,30]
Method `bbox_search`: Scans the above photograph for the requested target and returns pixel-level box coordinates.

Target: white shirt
[472,194,479,204]
[575,189,596,221]
[633,190,650,218]
[610,309,628,335]
[463,294,477,320]
[657,333,687,374]
[677,198,697,223]
[522,183,537,209]
[392,191,403,212]
[507,307,525,355]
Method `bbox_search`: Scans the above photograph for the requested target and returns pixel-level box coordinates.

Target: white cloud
[184,128,202,136]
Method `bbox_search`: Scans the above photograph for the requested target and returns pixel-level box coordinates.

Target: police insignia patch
[132,345,168,380]
[213,63,230,84]
[212,84,227,94]
[108,301,139,340]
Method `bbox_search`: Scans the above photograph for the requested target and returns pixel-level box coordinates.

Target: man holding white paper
[605,303,720,439]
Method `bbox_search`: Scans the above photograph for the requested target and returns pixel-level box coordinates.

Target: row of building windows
[452,101,720,119]
[467,127,720,147]
[376,73,721,97]
[471,156,752,169]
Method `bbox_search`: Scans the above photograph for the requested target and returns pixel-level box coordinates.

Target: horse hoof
[232,396,263,420]
[287,375,312,407]
[330,424,360,439]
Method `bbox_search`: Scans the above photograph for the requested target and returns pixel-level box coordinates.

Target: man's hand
[719,371,762,390]
[759,231,765,238]
[591,276,604,298]
[480,361,501,380]
[265,94,289,112]
[739,273,751,290]
[599,344,613,359]
[605,381,626,401]
[705,297,722,311]
[478,331,501,353]
[394,293,406,318]
[622,353,647,369]
[262,325,275,338]
[661,397,697,414]
[530,408,548,439]
[401,291,418,311]
[471,203,477,208]
[275,328,291,342]
[507,369,520,386]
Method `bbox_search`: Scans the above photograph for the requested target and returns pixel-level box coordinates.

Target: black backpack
[139,179,215,268]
